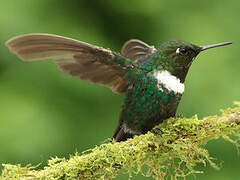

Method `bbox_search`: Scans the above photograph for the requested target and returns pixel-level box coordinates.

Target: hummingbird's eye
[176,47,188,56]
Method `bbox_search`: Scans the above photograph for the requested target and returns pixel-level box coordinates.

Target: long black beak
[200,42,232,51]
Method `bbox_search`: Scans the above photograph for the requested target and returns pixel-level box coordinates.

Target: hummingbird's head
[156,40,232,83]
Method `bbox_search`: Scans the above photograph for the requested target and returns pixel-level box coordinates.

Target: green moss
[1,103,240,180]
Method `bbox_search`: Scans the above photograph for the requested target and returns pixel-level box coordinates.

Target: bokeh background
[0,0,239,179]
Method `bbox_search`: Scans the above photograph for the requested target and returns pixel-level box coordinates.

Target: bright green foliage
[1,103,240,180]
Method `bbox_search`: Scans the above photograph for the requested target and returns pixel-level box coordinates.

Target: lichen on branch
[1,102,240,180]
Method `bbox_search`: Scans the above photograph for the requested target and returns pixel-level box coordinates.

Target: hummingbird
[5,34,232,142]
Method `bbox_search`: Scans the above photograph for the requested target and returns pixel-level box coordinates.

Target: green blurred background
[0,0,239,179]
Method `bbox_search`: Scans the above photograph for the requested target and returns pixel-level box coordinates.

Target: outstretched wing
[6,33,138,94]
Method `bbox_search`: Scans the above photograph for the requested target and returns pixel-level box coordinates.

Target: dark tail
[113,125,133,142]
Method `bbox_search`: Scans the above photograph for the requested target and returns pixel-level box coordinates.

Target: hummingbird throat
[153,70,185,94]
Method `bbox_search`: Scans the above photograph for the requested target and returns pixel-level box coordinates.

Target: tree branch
[1,102,240,180]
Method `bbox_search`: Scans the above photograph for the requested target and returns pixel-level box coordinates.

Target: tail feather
[113,125,133,142]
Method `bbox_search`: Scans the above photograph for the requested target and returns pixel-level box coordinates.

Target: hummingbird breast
[119,70,183,135]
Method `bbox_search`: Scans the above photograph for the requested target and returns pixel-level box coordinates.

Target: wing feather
[121,39,157,64]
[6,33,133,93]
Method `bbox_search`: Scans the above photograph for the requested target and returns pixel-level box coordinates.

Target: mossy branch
[1,103,240,180]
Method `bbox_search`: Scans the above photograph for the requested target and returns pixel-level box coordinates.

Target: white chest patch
[153,70,185,94]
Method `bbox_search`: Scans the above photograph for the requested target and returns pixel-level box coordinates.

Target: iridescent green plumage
[5,34,232,142]
[113,40,201,141]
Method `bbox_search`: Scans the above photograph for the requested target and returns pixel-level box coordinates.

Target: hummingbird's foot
[175,114,184,118]
[150,128,163,136]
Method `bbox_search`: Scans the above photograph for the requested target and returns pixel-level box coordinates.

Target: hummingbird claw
[175,114,184,118]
